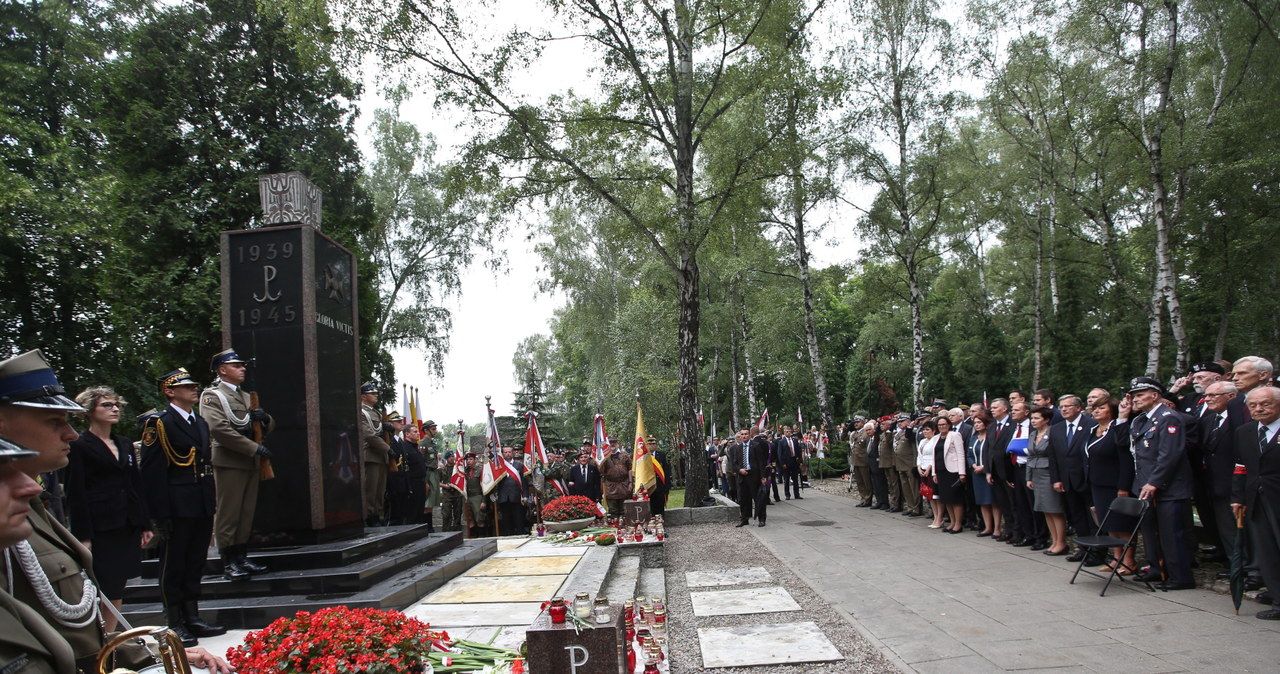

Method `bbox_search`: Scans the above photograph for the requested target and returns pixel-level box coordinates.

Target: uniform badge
[141,425,157,446]
[1167,426,1178,434]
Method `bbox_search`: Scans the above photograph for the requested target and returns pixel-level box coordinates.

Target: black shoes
[1012,538,1033,547]
[239,547,268,574]
[1030,541,1049,551]
[906,510,922,517]
[1043,549,1069,556]
[166,608,198,647]
[1257,608,1280,620]
[855,502,869,508]
[184,602,227,638]
[736,521,749,527]
[758,521,766,527]
[1066,550,1087,563]
[221,553,249,581]
[1158,581,1195,591]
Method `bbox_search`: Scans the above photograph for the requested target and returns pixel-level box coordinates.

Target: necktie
[1011,424,1021,465]
[743,443,751,470]
[187,414,196,426]
[1067,423,1075,445]
[1261,426,1270,454]
[1216,413,1225,430]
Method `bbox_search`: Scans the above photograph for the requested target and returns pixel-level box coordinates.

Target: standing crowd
[711,357,1280,622]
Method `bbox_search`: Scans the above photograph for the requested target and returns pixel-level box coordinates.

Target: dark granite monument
[525,604,626,674]
[220,171,363,543]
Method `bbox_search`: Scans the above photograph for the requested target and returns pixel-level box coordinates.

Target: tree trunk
[908,266,925,410]
[1147,0,1189,374]
[1033,217,1045,390]
[730,331,741,431]
[790,167,834,433]
[740,295,758,417]
[1144,277,1164,377]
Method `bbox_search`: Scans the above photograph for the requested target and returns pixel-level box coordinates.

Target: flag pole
[486,395,500,537]
[458,417,471,539]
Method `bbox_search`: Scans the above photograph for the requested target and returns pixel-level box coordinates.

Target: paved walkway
[750,486,1280,673]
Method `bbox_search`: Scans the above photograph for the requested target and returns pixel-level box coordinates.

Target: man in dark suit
[1126,377,1195,590]
[986,399,1017,541]
[140,368,224,645]
[567,451,602,502]
[1232,385,1280,620]
[749,427,772,526]
[494,446,529,535]
[1051,396,1099,563]
[774,427,803,500]
[1202,381,1260,585]
[726,429,753,526]
[1033,389,1065,425]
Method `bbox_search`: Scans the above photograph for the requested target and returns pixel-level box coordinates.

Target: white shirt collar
[169,403,196,420]
[1263,418,1280,441]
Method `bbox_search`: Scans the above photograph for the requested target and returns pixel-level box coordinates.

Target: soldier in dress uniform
[137,368,227,645]
[419,420,443,532]
[0,433,75,674]
[849,423,872,507]
[440,437,466,532]
[360,382,392,526]
[1124,376,1196,590]
[464,452,489,537]
[879,416,900,511]
[201,348,274,582]
[894,415,922,517]
[385,413,412,525]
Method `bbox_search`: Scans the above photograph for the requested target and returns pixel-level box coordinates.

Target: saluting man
[420,421,443,532]
[201,349,274,582]
[360,383,392,526]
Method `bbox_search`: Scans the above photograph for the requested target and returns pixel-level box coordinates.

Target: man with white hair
[1232,356,1275,400]
[1233,386,1280,620]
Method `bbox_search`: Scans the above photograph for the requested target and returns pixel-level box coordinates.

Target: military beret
[1189,362,1225,375]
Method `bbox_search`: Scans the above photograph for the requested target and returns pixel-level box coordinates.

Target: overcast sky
[356,2,871,428]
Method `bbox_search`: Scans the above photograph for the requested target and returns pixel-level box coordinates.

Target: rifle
[250,389,275,481]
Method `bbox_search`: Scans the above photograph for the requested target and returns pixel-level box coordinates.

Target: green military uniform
[894,422,921,514]
[0,589,76,674]
[466,462,488,536]
[421,433,443,510]
[540,455,571,507]
[360,401,391,524]
[202,378,274,551]
[440,449,464,532]
[879,426,898,509]
[849,430,872,506]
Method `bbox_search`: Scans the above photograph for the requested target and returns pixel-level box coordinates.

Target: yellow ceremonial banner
[633,401,657,494]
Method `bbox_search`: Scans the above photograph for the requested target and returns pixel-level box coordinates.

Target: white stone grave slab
[685,567,771,588]
[698,621,843,668]
[689,585,801,617]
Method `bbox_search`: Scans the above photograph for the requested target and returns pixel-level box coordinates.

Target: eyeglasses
[1204,392,1234,398]
[98,401,121,409]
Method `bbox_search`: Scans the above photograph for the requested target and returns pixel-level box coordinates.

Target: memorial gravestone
[220,172,363,543]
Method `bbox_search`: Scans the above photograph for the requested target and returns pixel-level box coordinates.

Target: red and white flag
[592,414,609,464]
[797,407,803,426]
[525,411,566,496]
[448,450,466,495]
[755,408,769,432]
[491,452,523,485]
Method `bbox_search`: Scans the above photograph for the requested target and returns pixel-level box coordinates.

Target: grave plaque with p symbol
[219,172,363,543]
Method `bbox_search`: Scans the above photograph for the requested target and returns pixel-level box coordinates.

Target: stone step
[555,544,616,599]
[637,566,665,599]
[124,531,462,602]
[601,553,641,601]
[121,538,495,630]
[139,523,437,578]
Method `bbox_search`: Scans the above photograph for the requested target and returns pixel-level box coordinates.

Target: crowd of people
[711,357,1280,622]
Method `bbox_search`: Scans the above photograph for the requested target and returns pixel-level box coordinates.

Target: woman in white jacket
[916,420,940,527]
[933,416,968,534]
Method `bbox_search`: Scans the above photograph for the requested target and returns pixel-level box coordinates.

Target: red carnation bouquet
[541,495,602,522]
[227,606,447,673]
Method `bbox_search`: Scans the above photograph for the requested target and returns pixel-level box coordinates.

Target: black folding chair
[1069,496,1155,596]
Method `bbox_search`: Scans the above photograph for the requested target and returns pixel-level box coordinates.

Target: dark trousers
[406,482,427,525]
[869,465,889,506]
[769,473,781,502]
[737,475,758,523]
[651,490,668,516]
[1063,486,1094,540]
[498,501,525,536]
[1141,498,1193,584]
[1010,463,1034,539]
[1192,468,1222,557]
[159,516,212,609]
[386,479,411,525]
[1249,498,1280,608]
[755,478,770,523]
[707,462,718,489]
[782,467,801,498]
[991,476,1014,534]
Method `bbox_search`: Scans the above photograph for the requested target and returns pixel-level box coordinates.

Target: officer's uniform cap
[1126,376,1166,396]
[158,368,199,391]
[0,350,86,411]
[210,348,246,372]
[360,382,378,395]
[0,436,38,461]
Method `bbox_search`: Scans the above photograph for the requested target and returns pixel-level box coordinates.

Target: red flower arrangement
[541,495,602,522]
[226,606,447,673]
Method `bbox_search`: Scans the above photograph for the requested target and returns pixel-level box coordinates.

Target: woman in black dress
[933,416,968,533]
[67,386,151,630]
[1084,396,1137,573]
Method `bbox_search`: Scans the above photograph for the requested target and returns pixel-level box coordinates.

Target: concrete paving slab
[465,554,581,576]
[879,630,975,664]
[420,575,566,603]
[446,625,528,651]
[909,654,1005,674]
[495,538,527,551]
[403,601,545,626]
[685,566,771,587]
[492,542,588,558]
[689,585,801,617]
[966,638,1080,670]
[697,621,842,668]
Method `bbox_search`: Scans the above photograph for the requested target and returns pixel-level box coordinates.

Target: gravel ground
[665,521,897,674]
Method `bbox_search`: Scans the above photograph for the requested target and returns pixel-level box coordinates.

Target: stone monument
[219,171,363,543]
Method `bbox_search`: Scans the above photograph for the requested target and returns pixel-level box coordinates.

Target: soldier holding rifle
[201,348,274,581]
